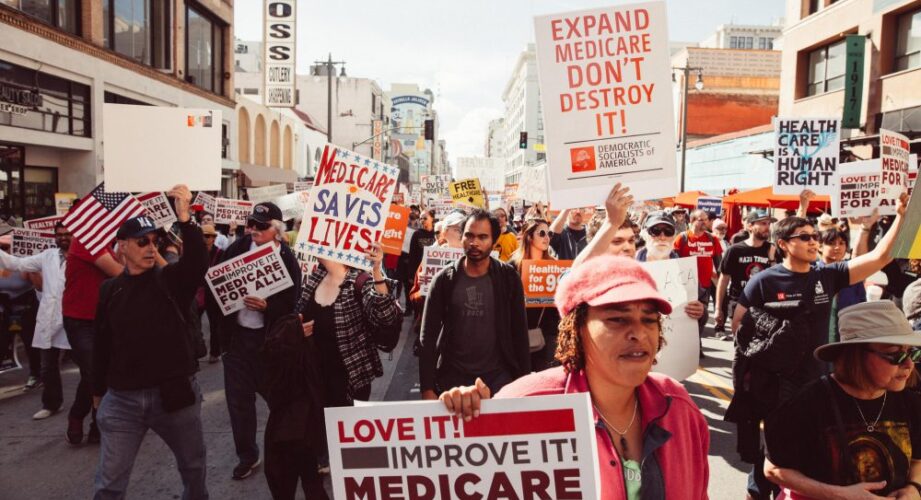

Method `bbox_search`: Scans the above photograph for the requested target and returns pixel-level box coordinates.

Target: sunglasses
[247,220,272,231]
[864,347,921,365]
[648,226,675,237]
[203,234,217,239]
[134,236,159,248]
[534,229,548,238]
[785,233,819,242]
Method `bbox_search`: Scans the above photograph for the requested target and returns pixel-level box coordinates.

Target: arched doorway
[270,120,280,167]
[254,114,267,166]
[283,125,293,170]
[237,108,251,163]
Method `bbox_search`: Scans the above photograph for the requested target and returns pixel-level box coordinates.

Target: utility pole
[314,54,346,144]
[674,65,704,192]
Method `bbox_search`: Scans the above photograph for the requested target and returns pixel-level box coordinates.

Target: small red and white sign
[136,192,178,228]
[205,243,293,315]
[214,198,254,226]
[11,228,55,257]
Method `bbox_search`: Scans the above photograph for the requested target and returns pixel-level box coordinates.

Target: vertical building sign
[372,119,383,160]
[263,0,296,107]
[842,35,865,129]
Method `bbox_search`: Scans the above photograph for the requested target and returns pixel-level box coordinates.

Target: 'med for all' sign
[263,1,296,107]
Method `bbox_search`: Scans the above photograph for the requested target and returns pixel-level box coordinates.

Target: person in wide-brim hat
[813,300,921,362]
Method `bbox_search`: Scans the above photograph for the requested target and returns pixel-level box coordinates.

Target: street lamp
[313,54,346,143]
[674,66,704,192]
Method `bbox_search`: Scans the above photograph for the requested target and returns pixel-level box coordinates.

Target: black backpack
[353,273,402,353]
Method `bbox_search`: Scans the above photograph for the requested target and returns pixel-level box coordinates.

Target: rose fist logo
[570,146,596,173]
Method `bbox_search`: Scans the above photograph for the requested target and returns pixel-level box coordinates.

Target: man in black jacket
[419,209,529,400]
[219,201,302,480]
[92,185,208,499]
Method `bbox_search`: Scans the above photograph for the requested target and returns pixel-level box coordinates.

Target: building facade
[499,44,544,185]
[385,83,448,183]
[0,0,237,218]
[681,125,776,193]
[699,22,784,50]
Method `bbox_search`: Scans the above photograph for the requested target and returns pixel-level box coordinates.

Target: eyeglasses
[247,220,271,231]
[648,226,675,237]
[134,236,158,248]
[864,347,921,365]
[785,233,820,242]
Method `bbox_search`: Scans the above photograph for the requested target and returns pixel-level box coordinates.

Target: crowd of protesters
[1,176,920,500]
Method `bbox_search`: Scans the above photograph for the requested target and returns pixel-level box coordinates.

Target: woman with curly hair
[509,218,560,371]
[441,255,710,499]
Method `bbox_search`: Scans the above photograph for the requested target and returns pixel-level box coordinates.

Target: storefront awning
[240,164,298,187]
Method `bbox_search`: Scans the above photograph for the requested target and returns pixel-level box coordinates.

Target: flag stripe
[66,184,145,256]
[84,199,143,252]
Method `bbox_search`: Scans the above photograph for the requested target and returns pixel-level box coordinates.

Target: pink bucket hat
[555,256,672,317]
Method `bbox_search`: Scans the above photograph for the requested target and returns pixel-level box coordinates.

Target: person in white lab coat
[0,222,72,420]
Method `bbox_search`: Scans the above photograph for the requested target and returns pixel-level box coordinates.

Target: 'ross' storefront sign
[263,0,296,107]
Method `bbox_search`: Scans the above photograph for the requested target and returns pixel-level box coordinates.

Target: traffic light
[519,131,528,149]
[424,119,434,140]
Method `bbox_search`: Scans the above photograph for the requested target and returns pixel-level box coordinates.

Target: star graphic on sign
[363,158,371,166]
[297,242,306,250]
[337,251,345,260]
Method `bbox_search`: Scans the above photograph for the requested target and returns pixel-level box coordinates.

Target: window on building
[743,37,754,49]
[895,9,921,72]
[1,0,80,34]
[103,91,151,105]
[808,0,821,15]
[242,88,258,95]
[759,37,774,50]
[806,39,846,96]
[102,0,171,68]
[185,4,225,95]
[0,59,91,137]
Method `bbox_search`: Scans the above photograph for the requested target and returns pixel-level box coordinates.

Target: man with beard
[419,209,529,399]
[636,211,680,262]
[714,210,776,339]
[674,209,723,340]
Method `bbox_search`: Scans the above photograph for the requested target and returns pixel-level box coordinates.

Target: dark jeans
[265,440,328,500]
[41,348,63,411]
[200,305,222,357]
[223,323,265,465]
[747,452,779,500]
[436,365,514,395]
[63,317,96,422]
[1,292,41,378]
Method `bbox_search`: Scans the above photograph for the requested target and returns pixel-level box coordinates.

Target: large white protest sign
[325,394,600,500]
[103,104,221,192]
[294,180,313,192]
[11,229,55,257]
[23,215,64,232]
[455,157,506,192]
[418,246,465,295]
[247,184,288,204]
[136,192,177,229]
[274,191,309,221]
[193,192,216,214]
[420,174,451,203]
[833,160,892,218]
[534,2,677,208]
[205,243,294,315]
[296,144,398,271]
[881,129,910,196]
[518,163,550,203]
[639,257,699,380]
[214,198,254,225]
[773,118,840,195]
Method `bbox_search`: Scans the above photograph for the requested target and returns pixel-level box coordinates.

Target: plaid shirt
[299,267,402,396]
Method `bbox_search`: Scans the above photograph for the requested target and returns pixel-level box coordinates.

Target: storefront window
[0,59,91,137]
[806,39,846,96]
[1,0,80,34]
[0,145,57,220]
[186,4,225,95]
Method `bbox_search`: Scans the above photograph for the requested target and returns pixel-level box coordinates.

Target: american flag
[63,183,146,256]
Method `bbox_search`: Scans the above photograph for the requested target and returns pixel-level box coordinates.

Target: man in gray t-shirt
[446,272,502,376]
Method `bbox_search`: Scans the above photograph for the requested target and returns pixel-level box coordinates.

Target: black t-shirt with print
[765,378,921,496]
[718,241,772,301]
[738,261,850,382]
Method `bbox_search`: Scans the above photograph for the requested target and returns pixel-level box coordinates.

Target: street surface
[0,314,748,499]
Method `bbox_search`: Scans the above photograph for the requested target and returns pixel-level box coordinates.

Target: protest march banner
[420,174,451,201]
[325,394,600,500]
[639,257,699,381]
[11,228,55,257]
[55,193,77,216]
[880,129,910,195]
[274,191,309,221]
[205,243,294,315]
[418,246,466,295]
[521,260,573,307]
[103,104,221,191]
[449,178,485,209]
[696,196,722,217]
[296,144,398,271]
[517,163,549,203]
[192,192,216,214]
[534,2,677,208]
[381,205,411,256]
[214,198,254,225]
[294,180,313,192]
[24,215,64,232]
[247,184,289,204]
[892,174,921,259]
[136,192,178,229]
[773,118,840,195]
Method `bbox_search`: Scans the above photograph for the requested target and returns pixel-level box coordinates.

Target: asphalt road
[0,315,749,499]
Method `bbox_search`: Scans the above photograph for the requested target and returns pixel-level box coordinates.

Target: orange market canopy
[660,190,711,209]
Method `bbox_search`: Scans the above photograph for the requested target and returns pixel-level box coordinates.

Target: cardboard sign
[325,394,600,500]
[773,118,840,195]
[449,178,485,209]
[392,192,405,205]
[296,144,398,271]
[24,215,64,232]
[420,174,451,200]
[517,163,550,203]
[205,243,294,315]
[381,206,411,256]
[54,193,77,216]
[193,192,216,214]
[639,257,699,381]
[521,260,573,307]
[11,228,55,257]
[294,180,313,192]
[428,199,455,220]
[214,198,254,226]
[247,184,288,204]
[103,104,221,191]
[892,174,921,259]
[274,191,309,221]
[419,246,465,295]
[455,157,506,192]
[696,196,722,217]
[534,2,677,208]
[880,129,910,196]
[136,192,178,228]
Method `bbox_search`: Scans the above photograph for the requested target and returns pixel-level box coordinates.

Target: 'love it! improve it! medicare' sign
[205,243,293,315]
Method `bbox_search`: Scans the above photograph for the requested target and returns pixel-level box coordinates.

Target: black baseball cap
[249,202,282,223]
[745,209,777,224]
[116,216,158,239]
[644,211,675,230]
